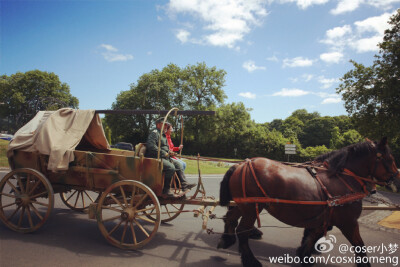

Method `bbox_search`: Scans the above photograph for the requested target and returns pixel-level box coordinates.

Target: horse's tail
[220,164,238,206]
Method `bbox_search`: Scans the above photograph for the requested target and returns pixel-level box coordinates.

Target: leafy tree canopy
[0,70,78,132]
[337,9,400,139]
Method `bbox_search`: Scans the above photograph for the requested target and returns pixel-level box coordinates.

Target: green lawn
[183,157,230,174]
[0,139,9,168]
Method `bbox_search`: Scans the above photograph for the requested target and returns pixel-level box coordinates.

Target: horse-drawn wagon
[1,108,221,250]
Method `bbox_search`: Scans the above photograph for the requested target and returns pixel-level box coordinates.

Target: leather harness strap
[234,159,373,233]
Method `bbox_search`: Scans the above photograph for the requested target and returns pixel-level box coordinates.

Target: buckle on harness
[328,199,340,207]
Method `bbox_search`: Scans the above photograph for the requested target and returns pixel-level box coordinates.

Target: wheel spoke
[109,194,124,209]
[0,192,19,199]
[28,180,41,195]
[119,186,128,207]
[18,206,25,228]
[129,185,136,207]
[130,222,137,245]
[25,174,31,194]
[6,180,20,195]
[73,191,80,208]
[81,191,85,208]
[121,221,128,244]
[102,215,122,223]
[135,215,156,224]
[108,219,123,235]
[31,200,49,207]
[133,193,148,210]
[7,205,21,221]
[16,176,25,194]
[26,205,34,228]
[164,205,172,218]
[29,203,43,220]
[1,202,17,209]
[83,191,95,202]
[65,190,78,202]
[136,206,157,213]
[30,191,48,199]
[101,205,123,213]
[132,218,149,237]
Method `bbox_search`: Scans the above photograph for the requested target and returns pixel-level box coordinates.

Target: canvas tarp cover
[7,108,110,171]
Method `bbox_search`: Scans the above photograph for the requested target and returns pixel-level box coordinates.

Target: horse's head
[369,137,400,192]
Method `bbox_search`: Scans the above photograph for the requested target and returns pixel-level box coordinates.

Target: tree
[0,70,78,132]
[337,10,400,140]
[299,117,335,147]
[105,62,227,147]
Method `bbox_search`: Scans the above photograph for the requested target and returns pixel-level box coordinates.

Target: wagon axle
[120,208,136,221]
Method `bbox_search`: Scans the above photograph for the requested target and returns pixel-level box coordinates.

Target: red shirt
[166,133,180,152]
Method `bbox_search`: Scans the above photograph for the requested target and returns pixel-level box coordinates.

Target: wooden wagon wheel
[0,168,54,233]
[96,180,161,249]
[60,189,100,211]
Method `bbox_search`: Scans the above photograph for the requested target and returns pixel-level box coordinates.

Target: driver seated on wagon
[145,117,196,198]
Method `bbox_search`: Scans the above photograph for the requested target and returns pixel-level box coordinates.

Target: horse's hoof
[249,227,263,240]
[217,234,236,249]
[242,255,262,267]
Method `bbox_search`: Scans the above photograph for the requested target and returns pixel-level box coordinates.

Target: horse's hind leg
[338,222,371,267]
[236,204,262,267]
[217,206,241,249]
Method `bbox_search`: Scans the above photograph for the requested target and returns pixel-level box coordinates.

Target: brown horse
[218,138,400,267]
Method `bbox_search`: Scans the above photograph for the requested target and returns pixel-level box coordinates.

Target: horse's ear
[378,137,388,148]
[366,138,375,147]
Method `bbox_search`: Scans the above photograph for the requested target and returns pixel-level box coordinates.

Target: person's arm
[147,131,168,158]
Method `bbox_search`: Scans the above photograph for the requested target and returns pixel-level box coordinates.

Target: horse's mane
[314,141,375,174]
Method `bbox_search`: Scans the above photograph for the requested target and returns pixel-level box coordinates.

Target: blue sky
[2,0,399,123]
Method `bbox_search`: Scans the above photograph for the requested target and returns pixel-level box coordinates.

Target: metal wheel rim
[0,168,54,233]
[96,180,161,249]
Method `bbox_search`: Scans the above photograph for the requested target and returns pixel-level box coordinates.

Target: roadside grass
[183,157,230,174]
[0,139,9,168]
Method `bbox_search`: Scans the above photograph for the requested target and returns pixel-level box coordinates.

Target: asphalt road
[0,172,399,267]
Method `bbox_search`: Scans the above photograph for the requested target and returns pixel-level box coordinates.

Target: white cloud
[318,76,339,89]
[330,0,363,15]
[243,60,266,72]
[275,0,329,9]
[283,57,313,68]
[272,88,310,97]
[302,74,314,82]
[167,0,268,48]
[239,92,256,99]
[266,55,279,62]
[320,51,344,63]
[367,0,400,9]
[322,97,342,104]
[100,44,118,52]
[99,44,133,62]
[331,0,400,14]
[271,87,342,104]
[321,12,394,55]
[350,36,382,53]
[176,29,191,43]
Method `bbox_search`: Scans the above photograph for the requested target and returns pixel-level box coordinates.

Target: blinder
[372,152,399,186]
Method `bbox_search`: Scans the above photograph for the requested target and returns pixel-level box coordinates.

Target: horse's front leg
[338,221,371,267]
[297,227,326,266]
[237,204,262,267]
[217,206,241,249]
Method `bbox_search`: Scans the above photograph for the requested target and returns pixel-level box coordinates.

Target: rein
[233,160,369,207]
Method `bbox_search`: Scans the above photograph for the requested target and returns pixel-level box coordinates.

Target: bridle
[370,151,399,187]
